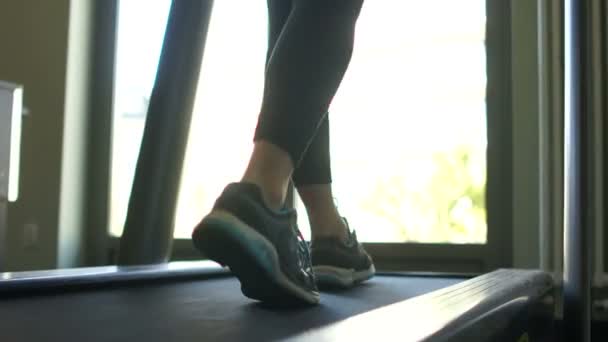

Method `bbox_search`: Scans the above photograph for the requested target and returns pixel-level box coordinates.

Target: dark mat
[0,275,462,341]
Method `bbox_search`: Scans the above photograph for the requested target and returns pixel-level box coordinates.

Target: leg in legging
[245,0,364,214]
[239,0,292,210]
[264,0,341,237]
[293,119,349,241]
[265,0,292,64]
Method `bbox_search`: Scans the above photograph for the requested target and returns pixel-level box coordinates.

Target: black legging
[254,0,364,186]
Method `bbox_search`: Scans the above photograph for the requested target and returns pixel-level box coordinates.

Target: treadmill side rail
[289,269,555,342]
[0,261,227,295]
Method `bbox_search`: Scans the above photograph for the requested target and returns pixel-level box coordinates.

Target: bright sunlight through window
[110,0,487,244]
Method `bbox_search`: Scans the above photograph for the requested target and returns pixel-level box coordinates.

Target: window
[109,0,171,236]
[110,0,487,245]
[294,1,487,243]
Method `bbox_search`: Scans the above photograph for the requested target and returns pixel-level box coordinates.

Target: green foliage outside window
[362,145,486,243]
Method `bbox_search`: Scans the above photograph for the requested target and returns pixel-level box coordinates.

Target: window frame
[85,0,119,266]
[89,0,518,273]
[603,0,608,276]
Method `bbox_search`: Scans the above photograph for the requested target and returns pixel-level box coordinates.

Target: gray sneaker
[192,182,320,306]
[310,218,375,288]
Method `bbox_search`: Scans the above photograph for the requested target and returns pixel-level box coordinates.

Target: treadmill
[0,1,591,340]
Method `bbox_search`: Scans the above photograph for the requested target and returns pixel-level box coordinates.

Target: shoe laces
[291,213,313,272]
[342,217,358,247]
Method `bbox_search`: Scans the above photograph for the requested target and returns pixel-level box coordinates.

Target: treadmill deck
[0,274,462,341]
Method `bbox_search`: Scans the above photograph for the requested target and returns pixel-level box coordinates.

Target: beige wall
[0,0,91,271]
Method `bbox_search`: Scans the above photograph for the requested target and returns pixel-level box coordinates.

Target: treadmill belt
[0,275,463,341]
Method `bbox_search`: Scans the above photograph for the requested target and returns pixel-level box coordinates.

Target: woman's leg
[265,0,333,195]
[292,119,349,241]
[266,1,340,236]
[246,0,364,211]
[265,0,292,63]
[239,0,293,210]
[194,0,366,305]
[261,0,358,240]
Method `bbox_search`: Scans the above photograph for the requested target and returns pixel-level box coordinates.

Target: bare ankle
[260,188,286,211]
[240,178,286,211]
[310,215,348,241]
[241,141,294,211]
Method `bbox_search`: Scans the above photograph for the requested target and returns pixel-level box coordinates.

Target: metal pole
[118,0,214,265]
[563,0,591,341]
[538,0,565,277]
[604,0,608,278]
[551,0,565,286]
[538,0,552,272]
[588,0,605,290]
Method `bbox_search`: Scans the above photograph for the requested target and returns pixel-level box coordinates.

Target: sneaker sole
[192,210,320,306]
[313,264,376,288]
